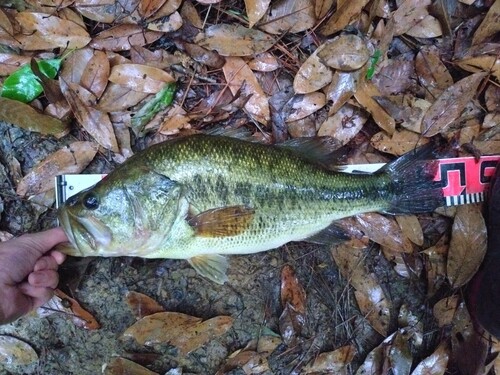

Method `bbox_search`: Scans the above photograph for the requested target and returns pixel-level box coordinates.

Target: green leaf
[0,58,63,103]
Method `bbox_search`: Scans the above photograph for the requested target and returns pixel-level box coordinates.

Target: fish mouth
[58,208,113,256]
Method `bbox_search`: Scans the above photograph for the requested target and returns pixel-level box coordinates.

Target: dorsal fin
[275,137,343,167]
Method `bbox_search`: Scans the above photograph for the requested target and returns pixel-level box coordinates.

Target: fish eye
[83,193,99,210]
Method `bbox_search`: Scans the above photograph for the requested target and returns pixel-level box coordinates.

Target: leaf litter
[0,0,498,373]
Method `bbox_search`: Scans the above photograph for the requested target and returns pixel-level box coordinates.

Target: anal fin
[188,205,255,237]
[304,222,351,245]
[188,254,229,284]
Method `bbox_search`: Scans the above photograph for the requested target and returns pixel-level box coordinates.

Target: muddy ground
[0,121,442,375]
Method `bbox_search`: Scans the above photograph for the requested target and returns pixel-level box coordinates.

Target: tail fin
[380,141,447,214]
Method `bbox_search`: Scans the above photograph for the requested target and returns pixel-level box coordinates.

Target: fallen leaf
[126,291,165,319]
[139,0,168,19]
[318,103,368,146]
[371,130,429,156]
[325,70,359,114]
[180,0,203,28]
[392,0,431,36]
[81,50,110,98]
[109,64,175,93]
[294,47,333,94]
[0,335,38,367]
[279,265,306,346]
[60,79,119,152]
[284,92,326,122]
[455,55,500,82]
[433,295,459,328]
[259,0,316,34]
[222,57,270,124]
[396,215,424,246]
[247,52,280,72]
[372,59,414,96]
[411,341,449,375]
[447,204,487,288]
[0,53,32,76]
[415,46,453,100]
[123,312,234,356]
[90,24,163,51]
[421,72,486,137]
[302,345,356,373]
[472,0,500,45]
[60,47,95,84]
[317,34,370,71]
[320,0,370,36]
[195,24,275,57]
[406,15,443,38]
[98,83,149,112]
[147,11,183,33]
[16,141,97,197]
[104,357,159,375]
[0,97,68,137]
[245,0,271,27]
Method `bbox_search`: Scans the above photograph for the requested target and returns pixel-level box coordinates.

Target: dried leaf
[302,345,356,373]
[90,24,163,51]
[222,57,270,124]
[247,52,280,72]
[16,141,97,196]
[406,15,443,38]
[456,55,500,82]
[279,265,306,345]
[447,204,487,288]
[396,215,423,246]
[320,0,370,36]
[0,97,68,137]
[259,0,316,34]
[415,46,453,100]
[421,72,486,137]
[195,24,275,57]
[0,53,32,76]
[317,34,370,71]
[433,295,459,328]
[104,357,159,375]
[126,291,165,319]
[15,12,90,50]
[318,103,368,145]
[147,11,183,33]
[392,0,431,36]
[294,48,332,94]
[325,71,359,114]
[60,47,95,84]
[109,64,175,93]
[81,50,109,98]
[60,79,119,152]
[245,0,271,27]
[472,0,500,45]
[123,312,233,356]
[371,130,429,156]
[284,92,326,122]
[98,83,149,112]
[411,341,449,375]
[0,335,38,367]
[139,0,168,19]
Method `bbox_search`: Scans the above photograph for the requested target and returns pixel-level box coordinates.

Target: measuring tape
[55,156,500,208]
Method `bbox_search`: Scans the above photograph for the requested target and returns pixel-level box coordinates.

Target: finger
[34,255,59,272]
[19,283,54,309]
[18,228,69,257]
[50,250,66,265]
[28,269,59,289]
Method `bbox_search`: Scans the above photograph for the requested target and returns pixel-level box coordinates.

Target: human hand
[0,228,68,325]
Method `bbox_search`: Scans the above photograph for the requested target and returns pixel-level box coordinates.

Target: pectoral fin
[188,254,229,284]
[188,205,255,237]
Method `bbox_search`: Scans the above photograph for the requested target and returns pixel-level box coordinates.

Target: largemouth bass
[58,134,444,283]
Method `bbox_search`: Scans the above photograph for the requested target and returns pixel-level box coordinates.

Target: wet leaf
[104,357,159,375]
[320,0,370,36]
[90,24,163,51]
[98,83,149,113]
[81,50,109,98]
[222,56,270,124]
[247,52,280,72]
[294,48,332,94]
[245,0,271,27]
[371,130,429,156]
[318,103,368,146]
[16,141,97,197]
[195,24,275,57]
[279,265,306,345]
[392,0,431,36]
[456,55,500,82]
[259,0,316,34]
[60,79,119,152]
[0,335,38,366]
[317,34,370,71]
[147,11,183,33]
[0,53,32,76]
[325,70,359,114]
[415,46,453,100]
[433,295,459,328]
[284,92,326,122]
[219,349,270,374]
[447,204,487,288]
[123,312,233,356]
[126,291,165,319]
[302,345,356,373]
[15,11,91,50]
[59,47,95,84]
[139,0,168,19]
[396,215,423,246]
[411,341,449,375]
[406,15,443,38]
[372,59,414,96]
[0,97,68,137]
[421,72,486,137]
[109,64,175,93]
[472,0,500,45]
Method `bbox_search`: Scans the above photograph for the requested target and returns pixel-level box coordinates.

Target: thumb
[18,228,69,257]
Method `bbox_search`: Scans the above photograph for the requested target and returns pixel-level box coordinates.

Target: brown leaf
[433,295,459,328]
[372,59,414,96]
[317,34,370,71]
[284,92,326,122]
[60,79,119,152]
[411,341,449,375]
[395,215,424,246]
[104,357,159,375]
[0,97,68,137]
[109,64,175,93]
[325,71,359,114]
[415,46,453,100]
[139,0,168,19]
[391,0,431,36]
[126,291,165,319]
[52,289,101,330]
[147,11,183,33]
[245,0,271,27]
[472,0,500,45]
[320,0,370,36]
[98,83,149,112]
[0,335,38,367]
[447,204,487,288]
[0,53,32,76]
[421,72,486,137]
[318,103,368,146]
[406,15,443,38]
[371,130,429,156]
[259,0,316,34]
[195,24,276,57]
[293,48,332,94]
[60,47,95,84]
[16,141,97,197]
[248,52,280,72]
[15,11,91,50]
[90,24,163,51]
[302,345,356,373]
[456,55,500,82]
[222,57,270,124]
[123,312,234,356]
[279,265,306,346]
[81,50,110,98]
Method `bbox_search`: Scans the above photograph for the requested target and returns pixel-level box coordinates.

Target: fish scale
[59,134,444,283]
